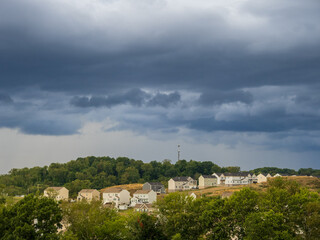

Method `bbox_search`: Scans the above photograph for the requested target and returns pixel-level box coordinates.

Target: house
[131,190,157,207]
[134,203,155,213]
[257,173,270,183]
[212,173,226,185]
[101,188,130,207]
[198,175,217,189]
[274,173,290,177]
[44,187,69,201]
[168,177,197,192]
[77,189,100,202]
[143,182,165,194]
[224,172,252,185]
[251,173,258,183]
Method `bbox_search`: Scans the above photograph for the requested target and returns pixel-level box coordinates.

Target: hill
[0,155,319,197]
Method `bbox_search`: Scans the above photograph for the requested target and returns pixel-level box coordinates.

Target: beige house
[168,177,197,192]
[134,203,155,213]
[77,189,100,202]
[101,188,130,207]
[44,187,69,201]
[131,190,157,206]
[257,173,270,183]
[198,175,217,189]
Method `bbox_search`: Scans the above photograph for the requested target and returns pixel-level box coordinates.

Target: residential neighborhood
[42,172,307,211]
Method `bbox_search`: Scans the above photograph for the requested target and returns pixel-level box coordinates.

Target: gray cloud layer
[1,0,320,157]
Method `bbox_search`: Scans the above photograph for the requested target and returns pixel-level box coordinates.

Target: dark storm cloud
[70,89,149,108]
[187,114,320,133]
[0,0,320,95]
[71,89,181,108]
[0,105,81,135]
[198,90,253,105]
[0,93,13,104]
[0,0,320,150]
[147,92,180,107]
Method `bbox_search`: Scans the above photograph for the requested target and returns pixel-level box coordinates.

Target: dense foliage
[250,167,320,176]
[0,194,62,239]
[0,156,229,197]
[0,156,319,197]
[1,178,319,240]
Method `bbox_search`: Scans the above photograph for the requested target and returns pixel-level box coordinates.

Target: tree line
[0,156,319,197]
[0,178,319,239]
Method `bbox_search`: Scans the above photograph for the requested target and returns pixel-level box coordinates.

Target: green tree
[127,213,167,240]
[156,192,207,240]
[0,194,62,239]
[200,197,229,240]
[64,179,92,198]
[224,188,259,239]
[61,201,127,240]
[244,210,293,240]
[120,167,140,184]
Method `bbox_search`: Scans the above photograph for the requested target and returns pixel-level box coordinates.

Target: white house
[168,177,197,192]
[274,173,290,177]
[101,188,130,207]
[212,173,226,185]
[134,203,155,213]
[223,172,252,185]
[131,190,157,206]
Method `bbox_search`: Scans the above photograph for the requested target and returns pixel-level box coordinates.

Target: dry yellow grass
[191,185,251,197]
[100,183,143,195]
[281,176,320,192]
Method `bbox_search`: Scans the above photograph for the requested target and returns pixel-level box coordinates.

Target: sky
[0,0,320,174]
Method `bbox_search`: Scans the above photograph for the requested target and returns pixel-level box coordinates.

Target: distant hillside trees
[0,157,226,196]
[0,156,319,197]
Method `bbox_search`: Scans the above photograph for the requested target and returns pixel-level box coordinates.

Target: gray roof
[172,176,191,181]
[223,172,250,177]
[146,182,164,186]
[213,173,224,177]
[202,175,217,178]
[101,187,123,193]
